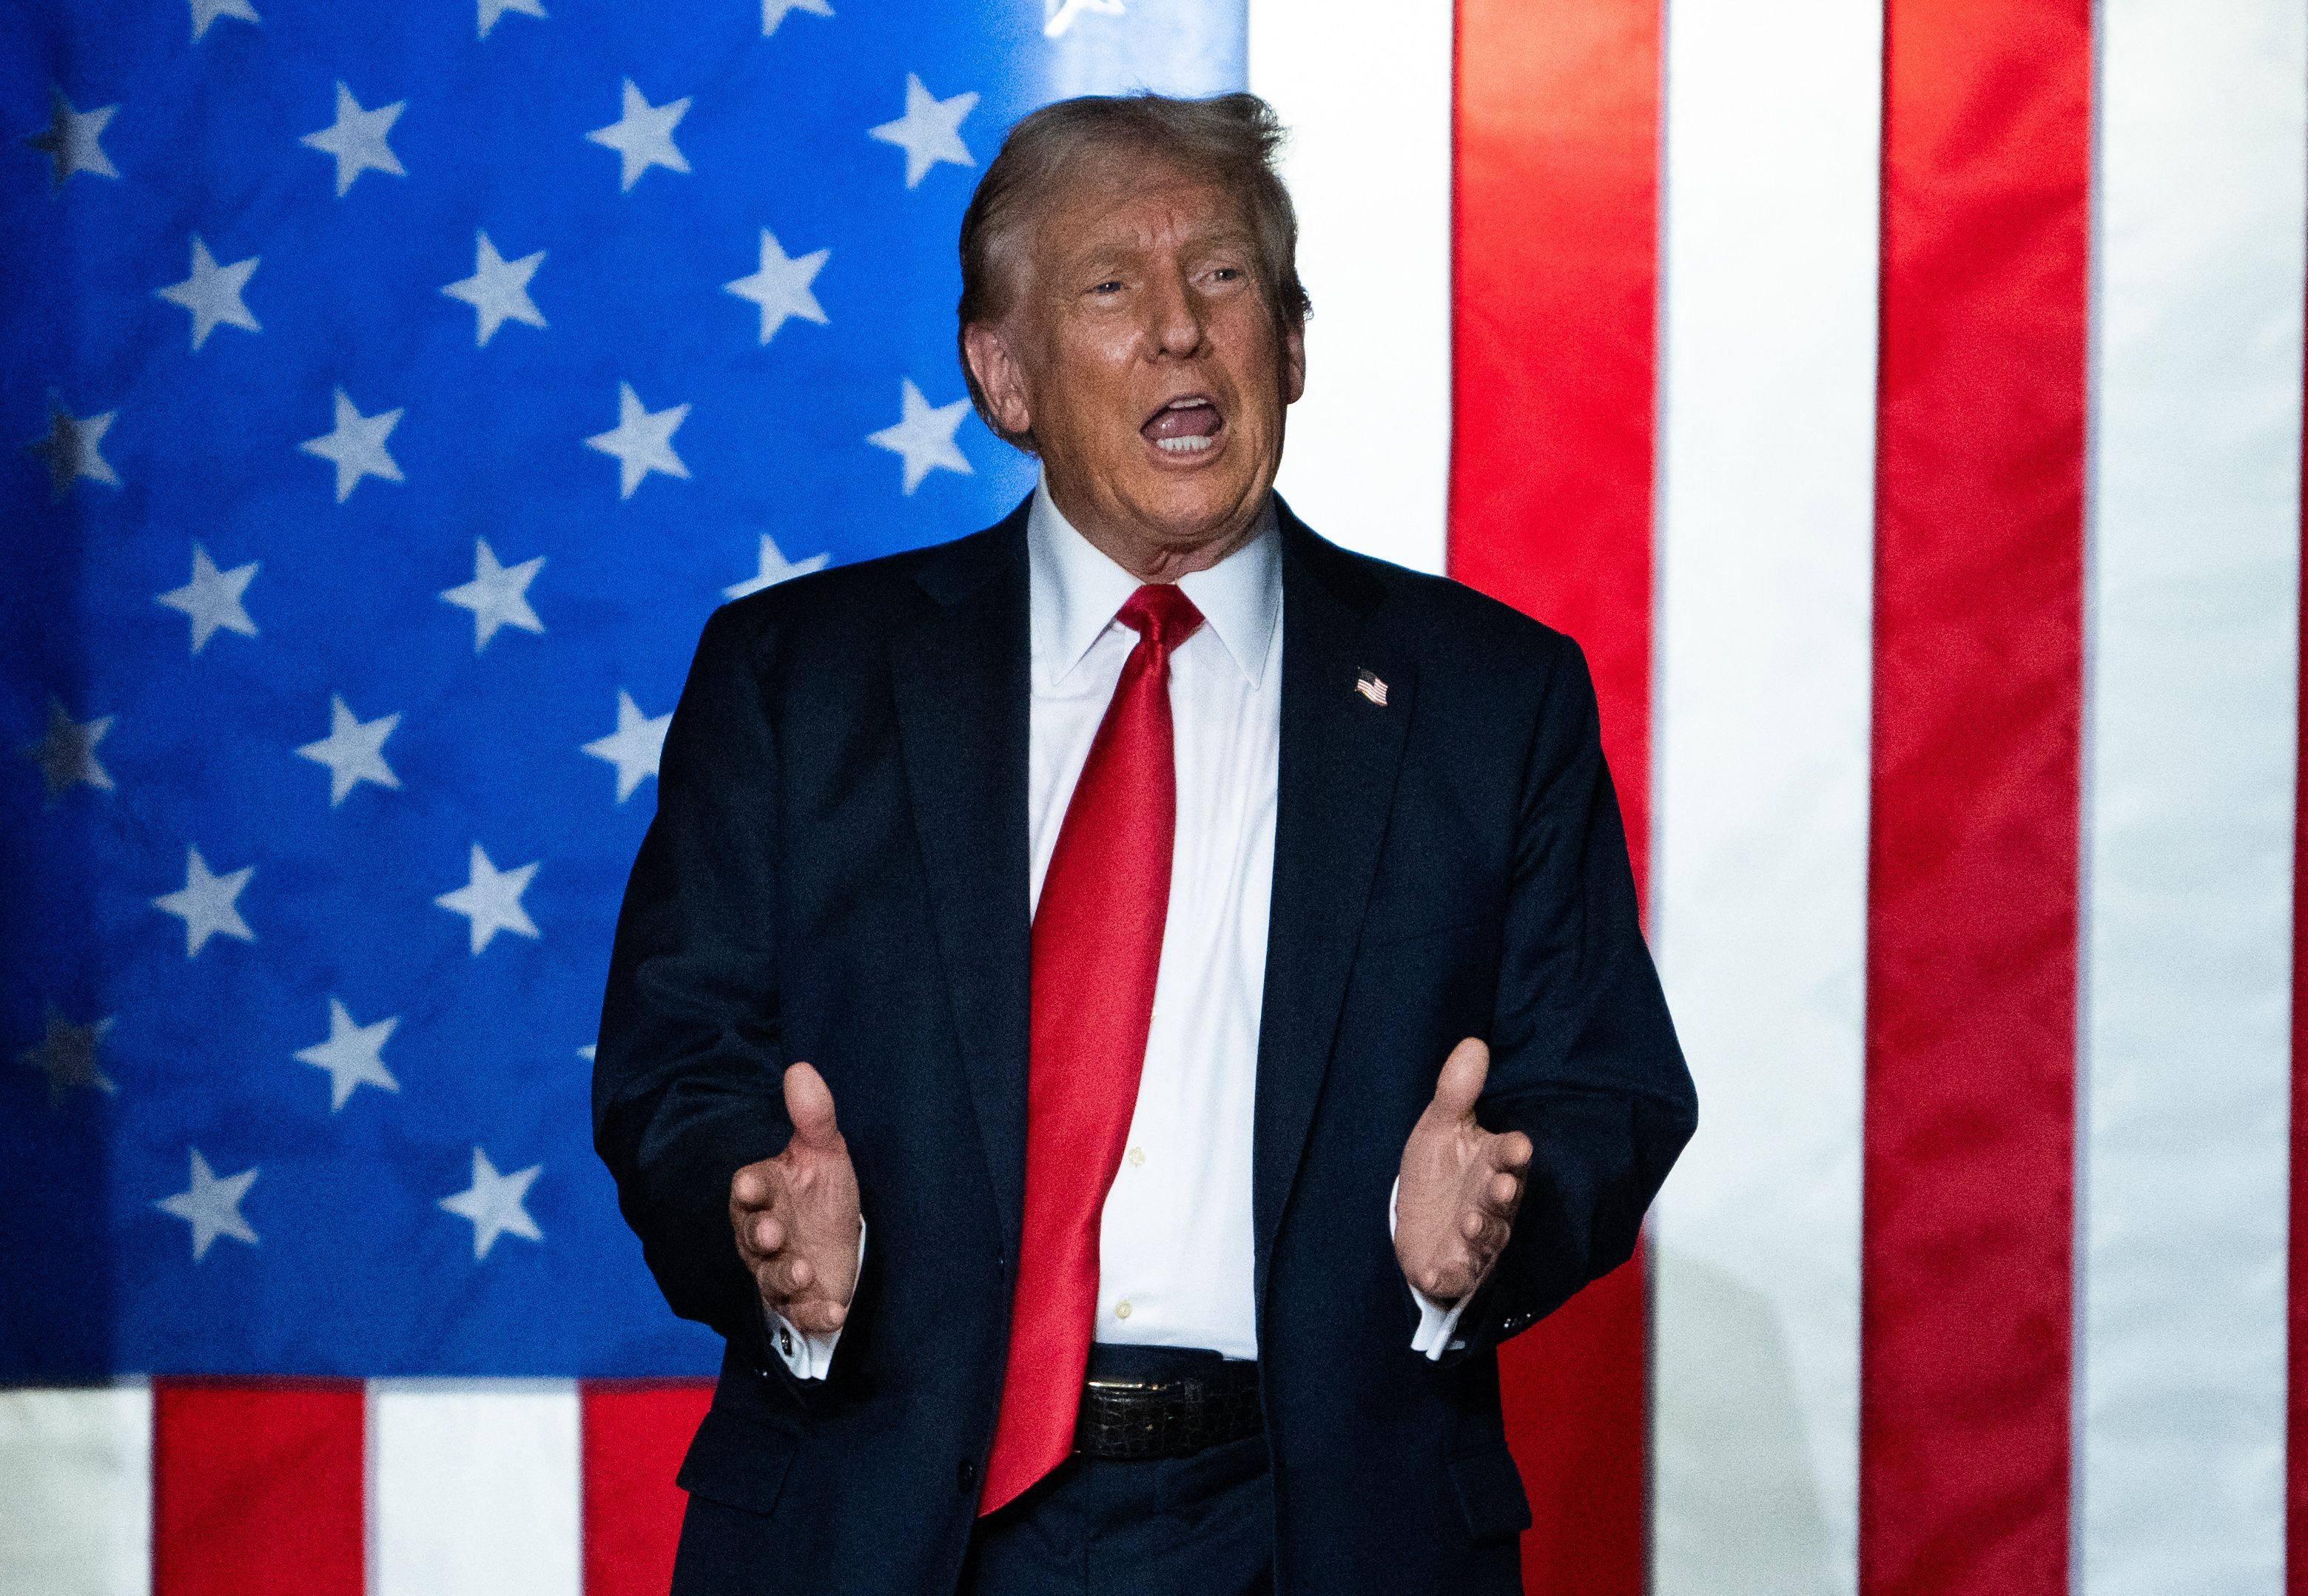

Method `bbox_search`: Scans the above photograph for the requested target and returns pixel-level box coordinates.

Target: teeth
[1155,435,1215,454]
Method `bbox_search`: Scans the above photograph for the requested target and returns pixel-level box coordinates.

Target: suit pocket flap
[1447,1441,1533,1542]
[676,1407,802,1518]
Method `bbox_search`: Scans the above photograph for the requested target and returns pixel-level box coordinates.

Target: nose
[1143,268,1205,360]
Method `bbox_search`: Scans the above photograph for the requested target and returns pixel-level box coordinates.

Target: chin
[1131,479,1256,544]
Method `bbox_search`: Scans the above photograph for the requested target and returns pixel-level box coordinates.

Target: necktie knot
[1117,584,1204,653]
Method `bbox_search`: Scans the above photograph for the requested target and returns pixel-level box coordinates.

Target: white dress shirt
[1030,473,1280,1358]
[769,476,1469,1377]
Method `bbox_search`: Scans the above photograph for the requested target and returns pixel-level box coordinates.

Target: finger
[1478,1211,1513,1255]
[1421,1256,1476,1301]
[784,1296,849,1336]
[784,1061,841,1151]
[1481,1168,1524,1217]
[1417,1262,1464,1299]
[731,1163,776,1211]
[1427,1036,1491,1120]
[750,1213,784,1258]
[1459,1207,1509,1255]
[1489,1130,1533,1174]
[761,1253,808,1304]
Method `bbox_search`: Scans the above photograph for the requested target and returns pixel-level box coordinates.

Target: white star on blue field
[1,0,1239,1380]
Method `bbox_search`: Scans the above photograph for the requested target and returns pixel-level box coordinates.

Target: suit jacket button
[958,1458,980,1492]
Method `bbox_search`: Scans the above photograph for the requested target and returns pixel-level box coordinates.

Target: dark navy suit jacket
[592,495,1695,1595]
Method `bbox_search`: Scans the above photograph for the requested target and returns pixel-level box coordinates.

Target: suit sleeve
[593,602,793,1356]
[1441,631,1697,1362]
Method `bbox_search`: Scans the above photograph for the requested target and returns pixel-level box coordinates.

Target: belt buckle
[1080,1376,1181,1461]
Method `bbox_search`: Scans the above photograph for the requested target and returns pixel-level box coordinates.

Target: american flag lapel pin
[1355,668,1389,707]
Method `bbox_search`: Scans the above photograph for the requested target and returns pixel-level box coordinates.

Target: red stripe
[1863,3,2090,1591]
[151,1379,363,1596]
[582,1378,716,1596]
[1450,0,1660,1589]
[2289,257,2307,1596]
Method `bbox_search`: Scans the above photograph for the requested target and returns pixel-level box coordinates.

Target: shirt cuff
[1389,1176,1474,1362]
[763,1217,867,1381]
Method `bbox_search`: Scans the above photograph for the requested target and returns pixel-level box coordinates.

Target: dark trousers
[959,1347,1274,1596]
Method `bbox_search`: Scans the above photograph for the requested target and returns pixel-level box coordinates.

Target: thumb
[1427,1036,1490,1121]
[783,1060,841,1151]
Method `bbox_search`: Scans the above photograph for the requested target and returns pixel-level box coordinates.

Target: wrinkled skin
[960,158,1302,582]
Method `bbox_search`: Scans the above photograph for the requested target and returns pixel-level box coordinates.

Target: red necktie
[978,582,1205,1516]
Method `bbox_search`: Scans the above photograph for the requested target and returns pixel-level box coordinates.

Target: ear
[962,321,1034,441]
[1282,321,1306,405]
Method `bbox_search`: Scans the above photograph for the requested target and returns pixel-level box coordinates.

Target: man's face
[966,161,1306,569]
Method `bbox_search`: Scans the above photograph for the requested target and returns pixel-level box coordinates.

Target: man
[593,92,1693,1595]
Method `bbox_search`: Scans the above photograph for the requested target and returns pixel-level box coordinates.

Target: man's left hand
[1395,1037,1533,1304]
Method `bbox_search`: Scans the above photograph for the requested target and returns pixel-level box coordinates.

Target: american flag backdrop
[4,0,2304,1592]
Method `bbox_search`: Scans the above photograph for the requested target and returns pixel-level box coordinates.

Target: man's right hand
[730,1061,861,1337]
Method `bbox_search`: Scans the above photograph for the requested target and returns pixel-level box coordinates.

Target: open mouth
[1141,395,1225,457]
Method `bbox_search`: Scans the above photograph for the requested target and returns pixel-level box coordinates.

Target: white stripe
[1247,0,1450,574]
[370,1381,582,1596]
[1647,1,1882,1592]
[0,1384,152,1596]
[2076,3,2305,1590]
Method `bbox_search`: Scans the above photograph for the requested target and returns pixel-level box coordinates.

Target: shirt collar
[1026,471,1282,688]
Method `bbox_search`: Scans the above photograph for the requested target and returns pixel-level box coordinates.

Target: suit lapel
[889,505,1034,1259]
[1252,507,1415,1299]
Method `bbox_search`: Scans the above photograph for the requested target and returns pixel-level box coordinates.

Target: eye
[1091,279,1123,295]
[1211,266,1243,282]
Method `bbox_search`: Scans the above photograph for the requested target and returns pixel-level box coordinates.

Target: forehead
[1029,159,1255,264]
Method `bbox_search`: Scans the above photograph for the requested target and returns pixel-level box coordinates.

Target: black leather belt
[1073,1346,1263,1461]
